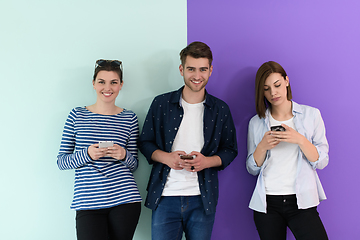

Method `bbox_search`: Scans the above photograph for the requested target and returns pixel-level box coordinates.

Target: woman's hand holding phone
[105,144,126,160]
[271,124,302,145]
[88,142,126,161]
[253,131,280,167]
[88,143,108,160]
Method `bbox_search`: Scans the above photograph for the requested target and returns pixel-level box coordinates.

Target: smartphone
[271,125,286,132]
[180,155,195,160]
[99,141,114,148]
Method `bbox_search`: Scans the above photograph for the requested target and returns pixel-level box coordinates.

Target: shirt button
[283,199,286,203]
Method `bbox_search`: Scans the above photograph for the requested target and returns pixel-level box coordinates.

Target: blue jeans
[152,196,215,240]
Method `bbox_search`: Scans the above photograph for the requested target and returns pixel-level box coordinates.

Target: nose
[194,70,201,80]
[270,87,276,96]
[104,82,111,90]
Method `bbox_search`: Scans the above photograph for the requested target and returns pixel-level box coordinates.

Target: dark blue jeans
[254,195,328,240]
[152,196,215,240]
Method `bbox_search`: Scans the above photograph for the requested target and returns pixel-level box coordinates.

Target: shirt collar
[291,101,302,114]
[265,100,302,121]
[169,86,184,104]
[170,86,214,107]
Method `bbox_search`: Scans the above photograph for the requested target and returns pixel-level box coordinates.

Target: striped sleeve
[57,107,142,210]
[57,109,92,170]
[120,113,139,172]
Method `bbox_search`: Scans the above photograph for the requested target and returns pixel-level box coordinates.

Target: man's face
[179,56,213,94]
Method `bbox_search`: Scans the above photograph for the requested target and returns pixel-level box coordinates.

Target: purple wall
[188,0,360,239]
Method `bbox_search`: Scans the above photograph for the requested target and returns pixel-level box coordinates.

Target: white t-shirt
[263,114,298,195]
[162,98,204,196]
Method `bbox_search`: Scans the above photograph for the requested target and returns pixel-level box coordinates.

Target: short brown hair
[179,41,213,66]
[93,59,123,83]
[255,61,292,118]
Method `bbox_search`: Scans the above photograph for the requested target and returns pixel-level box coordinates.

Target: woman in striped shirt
[57,59,142,240]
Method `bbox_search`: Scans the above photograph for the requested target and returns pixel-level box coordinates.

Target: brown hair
[255,61,292,118]
[179,41,213,66]
[93,59,123,83]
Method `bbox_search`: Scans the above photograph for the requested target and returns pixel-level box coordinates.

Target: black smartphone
[180,155,195,160]
[271,125,286,132]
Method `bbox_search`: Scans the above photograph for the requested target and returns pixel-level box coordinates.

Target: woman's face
[263,73,289,107]
[93,70,123,103]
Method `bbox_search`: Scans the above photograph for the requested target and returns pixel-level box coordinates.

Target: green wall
[0,1,186,239]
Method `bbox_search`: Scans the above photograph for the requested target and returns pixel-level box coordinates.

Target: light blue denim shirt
[246,101,329,213]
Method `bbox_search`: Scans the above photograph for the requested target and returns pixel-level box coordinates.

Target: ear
[93,80,96,89]
[285,76,289,86]
[179,64,184,76]
[119,81,124,90]
[209,65,213,77]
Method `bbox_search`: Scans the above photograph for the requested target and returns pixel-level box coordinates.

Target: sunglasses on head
[95,59,122,70]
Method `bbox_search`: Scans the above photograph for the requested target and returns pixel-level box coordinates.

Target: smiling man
[138,41,238,240]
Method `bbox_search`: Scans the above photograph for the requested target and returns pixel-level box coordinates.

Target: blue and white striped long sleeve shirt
[57,107,142,210]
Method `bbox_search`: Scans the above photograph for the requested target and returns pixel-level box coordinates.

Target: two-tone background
[1,0,359,239]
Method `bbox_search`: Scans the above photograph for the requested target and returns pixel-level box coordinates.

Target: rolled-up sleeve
[246,117,262,176]
[308,109,329,170]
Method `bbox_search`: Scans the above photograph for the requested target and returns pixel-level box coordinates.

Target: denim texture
[152,196,215,240]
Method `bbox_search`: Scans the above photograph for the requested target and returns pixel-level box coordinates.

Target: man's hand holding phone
[181,152,213,172]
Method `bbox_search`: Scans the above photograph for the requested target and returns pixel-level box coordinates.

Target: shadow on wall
[221,66,257,139]
[210,66,262,239]
[142,49,183,97]
[131,49,185,240]
[131,49,184,124]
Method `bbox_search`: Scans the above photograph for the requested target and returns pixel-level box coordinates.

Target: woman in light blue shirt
[246,61,329,240]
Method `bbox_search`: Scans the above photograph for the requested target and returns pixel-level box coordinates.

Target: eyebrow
[97,78,119,81]
[186,66,209,70]
[264,79,280,86]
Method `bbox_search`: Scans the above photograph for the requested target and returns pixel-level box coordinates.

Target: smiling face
[263,72,290,107]
[179,56,213,95]
[93,70,123,104]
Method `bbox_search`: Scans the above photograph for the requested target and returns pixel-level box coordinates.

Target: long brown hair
[255,61,292,118]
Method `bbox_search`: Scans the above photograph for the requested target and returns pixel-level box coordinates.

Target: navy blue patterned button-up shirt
[138,87,238,215]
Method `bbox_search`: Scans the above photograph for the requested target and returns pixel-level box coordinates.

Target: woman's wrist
[254,145,267,167]
[297,134,309,149]
[121,149,127,161]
